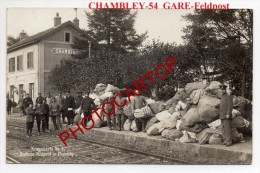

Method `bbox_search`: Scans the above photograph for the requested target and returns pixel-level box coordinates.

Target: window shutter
[27,53,29,69]
[20,55,23,70]
[13,58,15,72]
[17,56,19,70]
[31,52,33,68]
[27,52,33,69]
[10,58,15,72]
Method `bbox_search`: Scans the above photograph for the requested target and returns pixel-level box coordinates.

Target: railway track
[6,155,20,164]
[6,122,193,164]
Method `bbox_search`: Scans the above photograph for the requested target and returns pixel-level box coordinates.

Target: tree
[86,9,147,55]
[7,35,20,47]
[121,40,194,100]
[7,32,29,47]
[182,9,253,99]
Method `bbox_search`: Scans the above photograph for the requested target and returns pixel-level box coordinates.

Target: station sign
[51,48,81,55]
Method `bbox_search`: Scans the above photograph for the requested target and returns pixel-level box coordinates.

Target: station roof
[7,21,97,53]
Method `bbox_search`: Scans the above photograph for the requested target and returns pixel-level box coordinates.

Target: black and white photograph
[5,7,254,166]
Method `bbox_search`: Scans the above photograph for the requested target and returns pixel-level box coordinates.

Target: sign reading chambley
[51,48,80,55]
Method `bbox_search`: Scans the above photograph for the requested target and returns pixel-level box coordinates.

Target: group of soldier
[20,90,95,137]
[103,89,148,131]
[20,88,149,137]
[11,86,173,137]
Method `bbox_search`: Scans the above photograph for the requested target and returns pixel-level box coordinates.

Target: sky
[7,8,193,45]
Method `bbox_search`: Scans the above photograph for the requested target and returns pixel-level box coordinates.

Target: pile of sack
[73,83,120,127]
[91,83,120,106]
[122,81,252,145]
[80,81,252,146]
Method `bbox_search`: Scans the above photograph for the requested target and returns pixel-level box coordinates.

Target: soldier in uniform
[18,94,25,116]
[50,97,61,130]
[41,99,49,132]
[75,91,83,110]
[23,93,33,114]
[45,92,52,131]
[219,84,233,147]
[46,92,52,106]
[56,92,65,124]
[131,90,147,132]
[7,96,12,115]
[63,90,75,126]
[34,102,45,135]
[36,92,44,105]
[25,102,35,137]
[115,91,126,131]
[81,91,95,127]
[104,95,116,130]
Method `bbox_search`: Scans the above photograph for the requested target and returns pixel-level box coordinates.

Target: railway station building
[7,13,95,104]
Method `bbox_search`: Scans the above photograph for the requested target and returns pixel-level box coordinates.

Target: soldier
[46,92,52,106]
[50,97,61,130]
[41,99,49,132]
[45,92,52,131]
[36,92,44,105]
[34,102,44,135]
[23,93,33,114]
[131,90,147,132]
[104,95,116,130]
[25,102,35,137]
[81,91,95,127]
[115,91,126,131]
[7,96,12,115]
[63,90,75,126]
[75,91,83,110]
[18,94,25,116]
[219,84,233,147]
[56,92,65,124]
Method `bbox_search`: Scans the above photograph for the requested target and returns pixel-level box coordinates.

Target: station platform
[7,113,252,164]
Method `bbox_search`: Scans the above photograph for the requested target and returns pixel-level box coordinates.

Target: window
[19,84,24,98]
[29,83,34,98]
[27,52,34,69]
[17,55,23,71]
[64,32,71,42]
[10,85,14,99]
[9,57,15,72]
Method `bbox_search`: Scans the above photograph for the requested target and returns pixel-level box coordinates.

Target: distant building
[7,13,96,103]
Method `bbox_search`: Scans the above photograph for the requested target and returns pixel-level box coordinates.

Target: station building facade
[7,13,95,103]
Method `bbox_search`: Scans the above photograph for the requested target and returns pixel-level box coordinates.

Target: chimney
[73,18,79,28]
[19,30,27,41]
[73,9,79,28]
[54,12,61,27]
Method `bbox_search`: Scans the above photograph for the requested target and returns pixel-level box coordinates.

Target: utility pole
[89,41,91,59]
[79,34,92,59]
